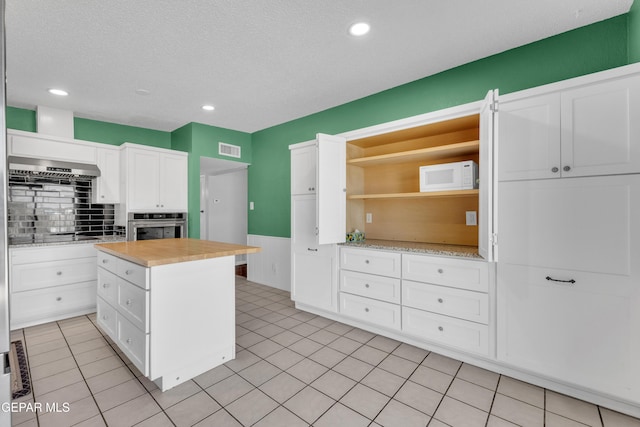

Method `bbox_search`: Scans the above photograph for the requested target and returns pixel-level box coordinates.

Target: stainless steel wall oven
[127,212,187,241]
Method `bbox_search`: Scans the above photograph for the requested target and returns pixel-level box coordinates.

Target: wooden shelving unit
[348,140,479,167]
[348,189,479,200]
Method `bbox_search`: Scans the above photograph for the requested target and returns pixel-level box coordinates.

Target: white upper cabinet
[498,73,640,181]
[123,144,188,212]
[291,145,317,195]
[8,130,97,163]
[316,133,346,245]
[93,146,120,204]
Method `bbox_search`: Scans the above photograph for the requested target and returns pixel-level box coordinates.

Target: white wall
[247,234,291,292]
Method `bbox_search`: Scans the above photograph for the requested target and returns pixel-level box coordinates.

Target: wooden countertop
[94,238,261,267]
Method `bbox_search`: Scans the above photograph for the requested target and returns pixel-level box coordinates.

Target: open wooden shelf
[347,140,479,167]
[348,189,479,200]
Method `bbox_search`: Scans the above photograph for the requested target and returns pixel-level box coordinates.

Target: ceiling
[5,0,633,134]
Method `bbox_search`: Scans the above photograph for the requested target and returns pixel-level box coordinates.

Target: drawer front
[11,257,97,292]
[340,248,401,278]
[402,254,488,292]
[11,282,96,326]
[339,292,401,331]
[97,251,118,274]
[11,243,96,264]
[402,280,489,324]
[96,297,117,340]
[340,270,401,304]
[402,307,489,355]
[117,259,148,290]
[117,278,149,333]
[97,268,118,306]
[117,315,149,376]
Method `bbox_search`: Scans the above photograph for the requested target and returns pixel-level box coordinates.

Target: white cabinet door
[498,93,561,182]
[159,152,188,210]
[93,146,120,204]
[291,195,336,311]
[291,145,316,195]
[317,133,346,244]
[8,132,97,163]
[127,148,160,210]
[479,89,497,260]
[561,74,640,177]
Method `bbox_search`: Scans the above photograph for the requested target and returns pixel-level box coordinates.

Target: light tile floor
[9,277,640,427]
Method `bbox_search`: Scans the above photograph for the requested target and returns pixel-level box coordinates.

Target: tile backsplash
[8,173,124,245]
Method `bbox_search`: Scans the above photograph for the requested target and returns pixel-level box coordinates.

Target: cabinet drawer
[11,257,97,292]
[402,280,488,324]
[340,270,401,304]
[340,248,401,278]
[339,292,401,331]
[117,259,148,290]
[117,278,149,333]
[96,297,117,340]
[402,254,488,292]
[402,307,489,355]
[117,315,149,376]
[97,268,118,306]
[11,282,96,327]
[97,251,118,274]
[11,243,96,264]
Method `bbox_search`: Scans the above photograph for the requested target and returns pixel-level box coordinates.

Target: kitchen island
[94,238,260,391]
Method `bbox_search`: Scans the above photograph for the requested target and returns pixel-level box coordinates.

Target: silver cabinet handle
[56,297,62,301]
[102,315,108,320]
[102,259,108,264]
[551,167,559,173]
[307,248,318,252]
[56,271,62,276]
[126,338,132,344]
[364,307,369,312]
[102,283,110,288]
[438,326,444,331]
[125,299,133,306]
[365,260,370,264]
[365,284,370,288]
[438,298,443,303]
[125,270,133,275]
[437,268,443,274]
[101,195,105,198]
[563,165,571,172]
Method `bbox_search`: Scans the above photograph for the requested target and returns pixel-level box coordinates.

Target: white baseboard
[247,235,291,292]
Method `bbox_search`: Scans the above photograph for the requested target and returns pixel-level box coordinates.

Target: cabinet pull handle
[125,299,133,306]
[437,268,443,274]
[551,167,559,173]
[438,298,443,303]
[365,260,370,264]
[545,276,576,284]
[438,326,444,331]
[102,315,108,320]
[125,270,133,275]
[307,248,318,252]
[56,297,62,302]
[364,308,369,313]
[102,283,110,288]
[56,271,62,276]
[563,165,571,172]
[101,195,105,199]
[126,338,132,344]
[365,284,370,288]
[102,259,108,264]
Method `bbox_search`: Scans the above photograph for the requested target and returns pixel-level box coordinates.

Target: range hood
[8,156,101,178]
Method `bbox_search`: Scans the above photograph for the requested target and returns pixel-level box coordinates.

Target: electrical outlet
[466,211,477,226]
[366,213,372,223]
[249,201,254,210]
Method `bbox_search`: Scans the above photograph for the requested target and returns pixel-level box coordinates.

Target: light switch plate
[366,213,372,223]
[466,211,477,226]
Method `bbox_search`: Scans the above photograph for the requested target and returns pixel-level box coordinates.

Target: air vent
[218,142,241,159]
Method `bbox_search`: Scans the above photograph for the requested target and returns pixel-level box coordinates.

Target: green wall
[6,107,172,148]
[171,122,252,238]
[630,0,640,63]
[248,15,630,238]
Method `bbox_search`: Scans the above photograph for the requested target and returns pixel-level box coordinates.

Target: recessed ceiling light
[48,88,68,96]
[135,88,150,96]
[202,105,215,111]
[349,22,370,37]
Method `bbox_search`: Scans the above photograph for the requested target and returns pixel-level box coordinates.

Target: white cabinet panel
[11,257,96,292]
[402,254,488,292]
[498,93,561,181]
[127,148,160,210]
[93,146,120,204]
[340,248,401,278]
[97,297,117,339]
[8,132,96,163]
[117,313,149,376]
[340,270,401,304]
[561,75,640,177]
[117,258,149,290]
[159,152,188,210]
[117,278,149,333]
[317,133,346,244]
[97,268,117,306]
[291,145,316,195]
[479,89,497,261]
[339,292,401,331]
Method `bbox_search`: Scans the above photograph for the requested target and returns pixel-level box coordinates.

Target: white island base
[96,250,237,391]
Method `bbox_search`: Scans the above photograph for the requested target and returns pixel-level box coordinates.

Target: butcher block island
[94,238,260,391]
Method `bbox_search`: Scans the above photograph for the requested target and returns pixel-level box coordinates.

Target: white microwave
[419,160,478,192]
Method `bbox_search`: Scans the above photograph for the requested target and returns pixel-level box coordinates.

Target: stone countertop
[339,239,483,259]
[94,238,261,267]
[9,235,126,249]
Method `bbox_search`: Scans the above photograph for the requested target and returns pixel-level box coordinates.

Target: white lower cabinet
[9,244,98,329]
[96,251,236,391]
[339,292,401,330]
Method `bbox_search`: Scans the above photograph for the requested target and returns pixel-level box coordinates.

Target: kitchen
[2,1,640,427]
